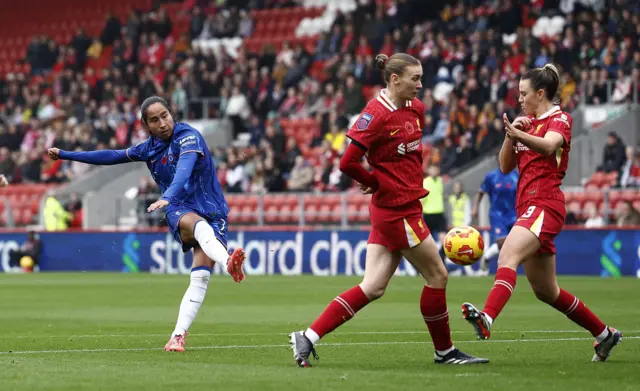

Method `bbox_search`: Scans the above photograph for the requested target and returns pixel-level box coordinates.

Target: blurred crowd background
[0,0,639,229]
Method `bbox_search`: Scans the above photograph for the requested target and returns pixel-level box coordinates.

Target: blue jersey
[127,122,229,219]
[480,168,518,225]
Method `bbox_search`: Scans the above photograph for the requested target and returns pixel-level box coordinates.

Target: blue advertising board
[0,229,638,277]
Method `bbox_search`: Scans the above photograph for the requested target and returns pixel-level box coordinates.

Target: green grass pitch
[1,273,639,390]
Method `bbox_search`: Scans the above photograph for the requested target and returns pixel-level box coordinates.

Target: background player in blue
[47,96,246,352]
[471,158,519,276]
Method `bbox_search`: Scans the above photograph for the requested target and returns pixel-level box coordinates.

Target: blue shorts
[166,203,228,253]
[490,218,515,241]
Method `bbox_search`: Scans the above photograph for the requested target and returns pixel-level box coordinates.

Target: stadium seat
[598,201,609,217]
[317,204,332,223]
[30,199,40,214]
[241,205,257,224]
[346,193,369,207]
[346,204,359,223]
[283,194,299,208]
[330,204,342,223]
[358,204,369,223]
[608,190,622,205]
[605,171,618,186]
[278,205,292,223]
[264,205,279,223]
[585,190,604,205]
[228,208,240,224]
[226,195,241,209]
[621,190,638,202]
[305,204,319,223]
[571,191,586,204]
[262,194,280,209]
[283,205,300,223]
[581,201,596,219]
[302,194,321,208]
[324,193,341,207]
[567,200,581,215]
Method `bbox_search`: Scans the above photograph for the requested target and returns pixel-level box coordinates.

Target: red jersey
[514,106,572,208]
[347,89,428,208]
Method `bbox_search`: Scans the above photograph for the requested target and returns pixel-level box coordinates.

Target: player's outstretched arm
[147,152,198,212]
[48,148,136,165]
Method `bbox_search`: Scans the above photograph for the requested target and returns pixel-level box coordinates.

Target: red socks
[552,288,607,337]
[483,267,517,321]
[482,269,606,338]
[420,286,453,351]
[308,285,370,339]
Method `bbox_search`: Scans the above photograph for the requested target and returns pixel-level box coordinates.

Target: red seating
[281,205,300,223]
[324,194,341,207]
[330,204,342,223]
[358,204,369,222]
[317,204,332,221]
[305,204,319,223]
[283,194,299,208]
[0,182,58,226]
[264,204,279,223]
[241,205,256,224]
[621,190,638,202]
[244,6,325,54]
[0,0,153,73]
[228,208,240,224]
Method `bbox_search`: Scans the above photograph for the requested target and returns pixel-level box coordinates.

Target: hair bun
[375,54,388,71]
[543,63,559,79]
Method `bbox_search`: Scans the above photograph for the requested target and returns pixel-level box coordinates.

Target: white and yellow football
[443,226,484,265]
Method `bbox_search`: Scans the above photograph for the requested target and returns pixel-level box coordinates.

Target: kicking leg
[403,235,488,364]
[290,244,400,367]
[524,253,622,362]
[165,246,211,352]
[180,213,245,282]
[462,226,540,339]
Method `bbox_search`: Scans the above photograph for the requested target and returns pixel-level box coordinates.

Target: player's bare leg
[290,244,400,367]
[462,226,539,339]
[403,235,488,364]
[524,253,622,361]
[165,214,247,352]
[181,213,246,282]
[479,237,507,275]
[165,246,212,352]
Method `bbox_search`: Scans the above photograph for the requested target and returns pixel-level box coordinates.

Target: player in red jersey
[289,53,488,367]
[461,64,622,361]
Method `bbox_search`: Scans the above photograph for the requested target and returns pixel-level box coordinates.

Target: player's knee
[190,269,211,288]
[180,227,195,244]
[431,265,448,287]
[531,285,558,304]
[359,283,386,301]
[496,250,519,269]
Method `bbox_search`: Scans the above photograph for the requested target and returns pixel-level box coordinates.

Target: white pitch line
[5,329,639,340]
[1,336,638,356]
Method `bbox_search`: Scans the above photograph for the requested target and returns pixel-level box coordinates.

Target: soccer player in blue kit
[471,159,519,276]
[48,96,246,352]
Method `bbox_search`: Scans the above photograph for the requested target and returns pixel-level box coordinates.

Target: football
[443,226,485,265]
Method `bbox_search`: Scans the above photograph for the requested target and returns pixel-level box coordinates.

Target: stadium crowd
[0,0,639,227]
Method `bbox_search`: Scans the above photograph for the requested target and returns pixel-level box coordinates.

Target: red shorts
[369,200,431,252]
[514,199,566,254]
